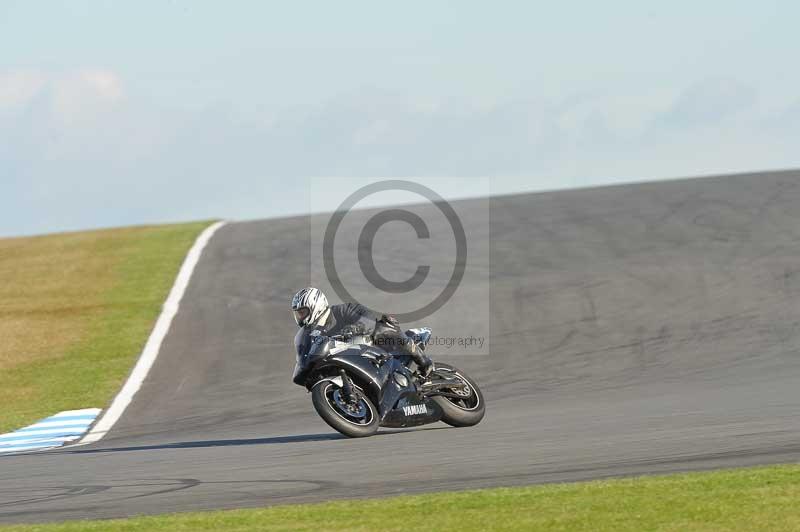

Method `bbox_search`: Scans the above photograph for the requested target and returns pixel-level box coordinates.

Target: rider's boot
[412,350,434,379]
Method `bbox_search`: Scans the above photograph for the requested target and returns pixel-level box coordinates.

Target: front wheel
[311,380,380,438]
[430,363,486,427]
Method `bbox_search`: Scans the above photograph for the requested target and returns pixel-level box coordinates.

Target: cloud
[0,69,46,110]
[2,76,800,237]
[0,68,123,117]
[0,68,156,170]
[650,78,757,130]
[49,69,125,124]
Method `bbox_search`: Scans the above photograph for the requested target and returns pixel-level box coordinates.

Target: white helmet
[291,287,329,327]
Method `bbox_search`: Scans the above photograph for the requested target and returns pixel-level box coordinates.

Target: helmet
[291,287,329,327]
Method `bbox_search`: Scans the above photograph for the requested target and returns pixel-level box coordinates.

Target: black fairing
[292,328,332,385]
[380,396,444,428]
[319,345,385,400]
[293,328,445,426]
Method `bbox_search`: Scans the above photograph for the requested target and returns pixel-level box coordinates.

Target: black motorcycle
[293,327,485,437]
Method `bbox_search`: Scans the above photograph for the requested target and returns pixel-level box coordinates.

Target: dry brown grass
[0,222,209,432]
[0,231,114,371]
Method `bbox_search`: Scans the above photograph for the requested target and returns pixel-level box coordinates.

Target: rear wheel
[430,364,486,427]
[311,380,380,438]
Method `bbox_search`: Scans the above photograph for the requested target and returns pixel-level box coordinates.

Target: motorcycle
[293,327,485,437]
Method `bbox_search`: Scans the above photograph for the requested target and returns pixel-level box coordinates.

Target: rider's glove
[379,314,400,328]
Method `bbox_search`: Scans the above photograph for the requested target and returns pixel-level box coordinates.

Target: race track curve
[2,170,800,523]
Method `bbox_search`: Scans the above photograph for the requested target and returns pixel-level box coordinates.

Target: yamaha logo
[402,404,428,416]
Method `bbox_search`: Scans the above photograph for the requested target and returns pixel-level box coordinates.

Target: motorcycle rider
[291,287,434,377]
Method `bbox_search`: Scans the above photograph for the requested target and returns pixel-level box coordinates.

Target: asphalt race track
[3,170,800,523]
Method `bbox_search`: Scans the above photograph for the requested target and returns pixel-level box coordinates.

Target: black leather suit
[316,303,431,371]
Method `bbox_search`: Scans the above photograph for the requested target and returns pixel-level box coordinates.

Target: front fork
[339,369,357,404]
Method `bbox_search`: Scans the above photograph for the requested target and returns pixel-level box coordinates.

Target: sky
[1,1,799,237]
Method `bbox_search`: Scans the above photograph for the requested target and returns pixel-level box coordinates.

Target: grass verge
[1,464,799,531]
[0,222,211,433]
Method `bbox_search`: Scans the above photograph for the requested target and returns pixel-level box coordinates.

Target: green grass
[2,464,799,531]
[0,222,212,433]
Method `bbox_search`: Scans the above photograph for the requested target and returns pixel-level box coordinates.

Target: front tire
[311,380,380,438]
[430,364,486,427]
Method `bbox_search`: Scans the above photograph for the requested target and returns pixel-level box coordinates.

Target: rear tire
[311,380,380,438]
[430,364,486,427]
